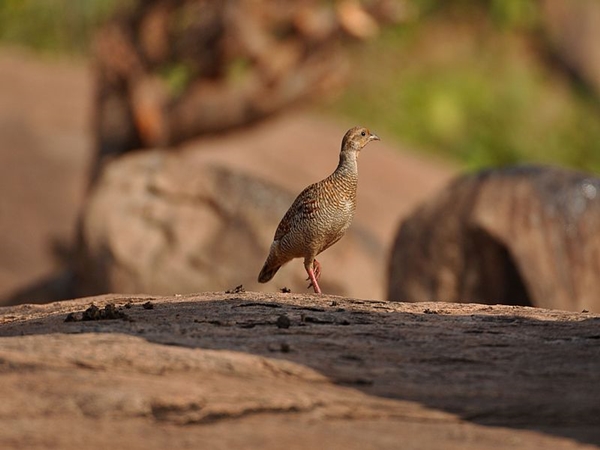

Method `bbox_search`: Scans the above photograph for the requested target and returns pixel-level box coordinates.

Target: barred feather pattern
[258,127,378,285]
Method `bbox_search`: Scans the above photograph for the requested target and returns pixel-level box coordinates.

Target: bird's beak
[370,133,380,141]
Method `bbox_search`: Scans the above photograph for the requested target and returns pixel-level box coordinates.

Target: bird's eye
[361,131,366,136]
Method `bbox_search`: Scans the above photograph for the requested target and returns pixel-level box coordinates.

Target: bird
[258,126,380,294]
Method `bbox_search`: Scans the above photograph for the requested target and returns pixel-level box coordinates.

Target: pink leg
[304,259,322,294]
[306,267,322,294]
[313,259,321,281]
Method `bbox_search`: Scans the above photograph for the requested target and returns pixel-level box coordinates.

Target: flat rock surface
[0,293,598,449]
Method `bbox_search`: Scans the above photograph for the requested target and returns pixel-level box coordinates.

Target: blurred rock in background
[76,149,383,298]
[388,166,600,312]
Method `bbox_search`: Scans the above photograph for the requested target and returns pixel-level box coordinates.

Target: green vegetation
[1,0,599,172]
[329,1,600,172]
[0,0,127,54]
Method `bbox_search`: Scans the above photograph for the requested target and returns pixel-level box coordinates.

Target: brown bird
[258,126,380,293]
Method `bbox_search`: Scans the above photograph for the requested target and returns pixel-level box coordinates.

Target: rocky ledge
[0,292,598,449]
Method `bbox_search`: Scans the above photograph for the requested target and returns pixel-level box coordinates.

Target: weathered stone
[0,292,598,449]
[388,166,600,312]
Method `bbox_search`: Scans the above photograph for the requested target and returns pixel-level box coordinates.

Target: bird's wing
[273,183,320,241]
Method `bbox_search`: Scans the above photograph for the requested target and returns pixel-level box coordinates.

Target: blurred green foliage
[1,0,599,172]
[0,0,127,54]
[159,63,196,97]
[329,0,600,172]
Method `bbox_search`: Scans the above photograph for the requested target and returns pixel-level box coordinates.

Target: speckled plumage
[258,126,379,293]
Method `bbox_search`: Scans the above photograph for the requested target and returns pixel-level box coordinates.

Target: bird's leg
[313,259,321,281]
[306,259,321,282]
[306,259,322,291]
[304,259,322,294]
[306,268,322,294]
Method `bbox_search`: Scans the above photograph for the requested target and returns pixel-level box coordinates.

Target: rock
[388,166,600,312]
[0,292,598,449]
[76,149,383,298]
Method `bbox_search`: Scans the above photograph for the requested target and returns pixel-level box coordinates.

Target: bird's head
[341,126,380,156]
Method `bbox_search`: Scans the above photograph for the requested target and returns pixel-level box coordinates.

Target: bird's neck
[335,150,358,175]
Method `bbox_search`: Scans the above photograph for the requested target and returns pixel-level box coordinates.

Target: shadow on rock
[1,292,598,447]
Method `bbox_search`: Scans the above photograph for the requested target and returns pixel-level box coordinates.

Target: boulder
[0,292,598,449]
[76,149,383,297]
[388,166,600,312]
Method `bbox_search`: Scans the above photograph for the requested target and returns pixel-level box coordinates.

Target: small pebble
[64,312,78,323]
[226,285,245,294]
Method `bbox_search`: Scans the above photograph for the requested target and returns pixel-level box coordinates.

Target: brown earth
[0,48,92,300]
[0,292,598,449]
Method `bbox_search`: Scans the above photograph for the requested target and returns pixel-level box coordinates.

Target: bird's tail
[258,261,281,283]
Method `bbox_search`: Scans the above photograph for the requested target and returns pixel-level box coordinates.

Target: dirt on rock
[0,292,598,449]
